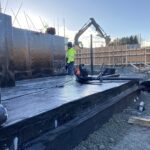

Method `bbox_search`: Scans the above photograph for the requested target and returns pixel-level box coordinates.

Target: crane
[74,18,111,47]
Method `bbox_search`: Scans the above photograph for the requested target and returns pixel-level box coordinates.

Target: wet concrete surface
[1,76,128,126]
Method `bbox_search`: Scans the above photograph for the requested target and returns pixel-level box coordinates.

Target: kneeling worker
[66,42,76,75]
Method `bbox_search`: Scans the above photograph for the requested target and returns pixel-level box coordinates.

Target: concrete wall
[0,13,15,87]
[0,13,13,72]
[0,13,65,87]
[12,28,65,79]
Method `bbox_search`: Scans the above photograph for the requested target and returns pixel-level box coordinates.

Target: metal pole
[39,16,46,30]
[63,18,65,38]
[57,17,59,35]
[24,12,30,30]
[0,1,2,13]
[144,48,146,65]
[26,14,37,31]
[4,0,8,13]
[11,9,22,28]
[12,1,23,25]
[90,34,93,75]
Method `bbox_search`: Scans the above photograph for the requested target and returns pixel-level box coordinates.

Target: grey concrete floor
[1,76,127,126]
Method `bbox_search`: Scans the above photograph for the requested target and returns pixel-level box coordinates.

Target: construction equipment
[74,18,111,48]
[75,64,120,84]
[75,65,150,91]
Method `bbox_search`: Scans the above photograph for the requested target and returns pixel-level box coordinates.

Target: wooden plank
[128,116,150,127]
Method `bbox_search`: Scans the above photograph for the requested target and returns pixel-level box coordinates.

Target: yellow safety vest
[66,48,76,63]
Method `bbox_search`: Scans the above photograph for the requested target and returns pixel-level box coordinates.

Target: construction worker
[66,42,76,75]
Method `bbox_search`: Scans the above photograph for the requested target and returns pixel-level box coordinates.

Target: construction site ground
[73,91,150,150]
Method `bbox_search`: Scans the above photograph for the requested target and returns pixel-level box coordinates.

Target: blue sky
[1,0,150,43]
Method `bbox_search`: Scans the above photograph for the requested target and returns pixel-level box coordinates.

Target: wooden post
[90,35,93,75]
[145,48,146,65]
[126,45,128,66]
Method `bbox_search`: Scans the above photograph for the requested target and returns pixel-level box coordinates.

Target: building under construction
[0,12,150,150]
[76,45,150,67]
[74,18,150,71]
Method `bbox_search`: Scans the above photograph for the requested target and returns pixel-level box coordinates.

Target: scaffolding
[76,45,150,67]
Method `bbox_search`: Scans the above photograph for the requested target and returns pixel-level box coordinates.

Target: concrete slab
[0,76,139,150]
[1,76,127,126]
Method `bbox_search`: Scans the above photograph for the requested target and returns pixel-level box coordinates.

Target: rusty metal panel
[12,28,66,78]
[12,28,30,72]
[28,32,53,72]
[50,35,66,74]
[28,33,66,75]
[0,12,66,84]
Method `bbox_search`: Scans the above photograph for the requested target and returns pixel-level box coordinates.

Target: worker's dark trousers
[67,62,74,75]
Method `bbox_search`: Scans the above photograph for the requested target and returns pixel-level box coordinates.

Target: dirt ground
[73,91,150,150]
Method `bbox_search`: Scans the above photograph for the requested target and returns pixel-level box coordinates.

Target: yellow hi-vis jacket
[66,48,76,63]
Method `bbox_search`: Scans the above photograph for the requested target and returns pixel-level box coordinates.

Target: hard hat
[67,42,73,48]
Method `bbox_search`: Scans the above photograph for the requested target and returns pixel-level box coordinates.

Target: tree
[129,36,134,44]
[133,36,139,44]
[109,35,139,46]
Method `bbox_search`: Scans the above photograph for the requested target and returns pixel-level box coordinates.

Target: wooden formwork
[75,45,150,66]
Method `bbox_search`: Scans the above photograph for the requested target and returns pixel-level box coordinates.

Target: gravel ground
[73,91,150,150]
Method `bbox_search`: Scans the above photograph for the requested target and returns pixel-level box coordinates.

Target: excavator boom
[74,18,110,47]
